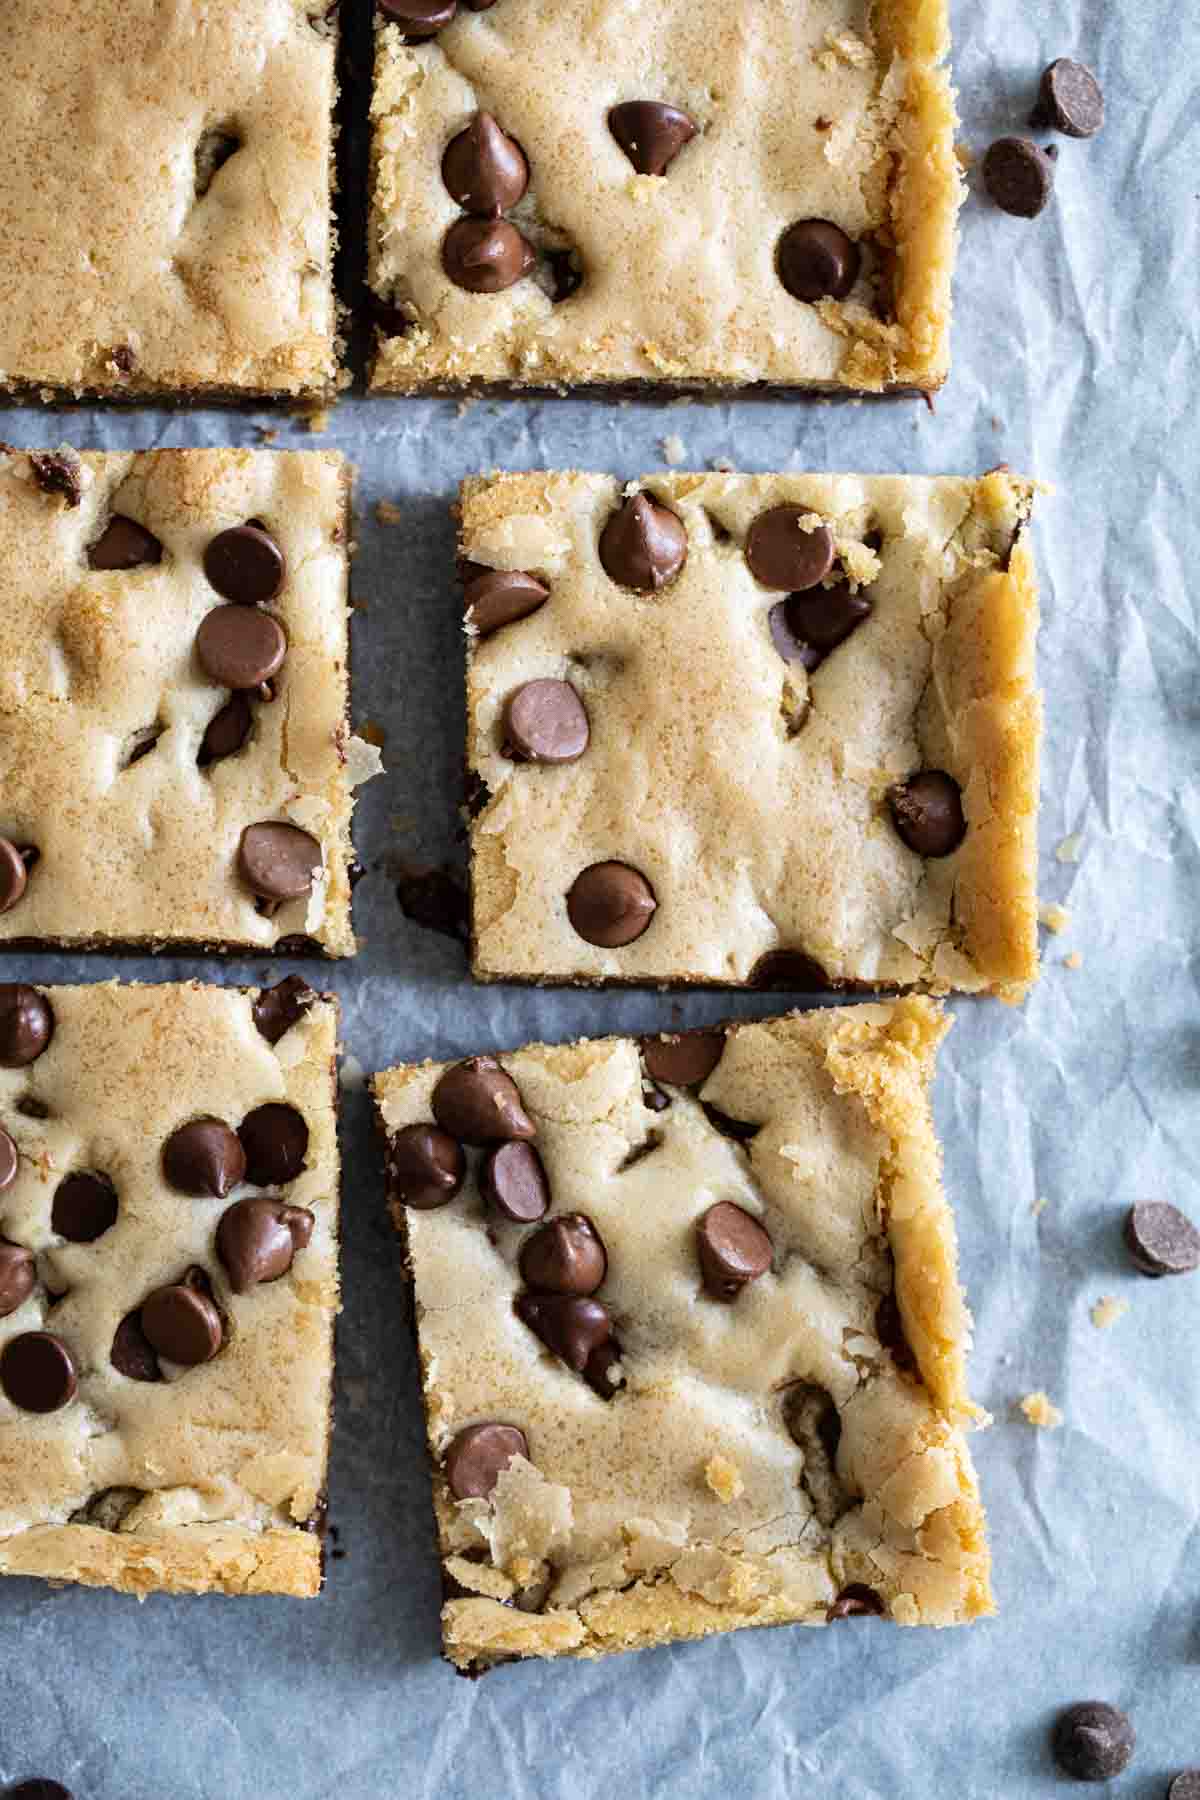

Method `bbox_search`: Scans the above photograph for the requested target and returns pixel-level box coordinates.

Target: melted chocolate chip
[162,1117,246,1198]
[566,861,657,947]
[442,217,534,292]
[888,771,966,857]
[110,1311,161,1383]
[216,1196,314,1292]
[0,986,54,1068]
[519,1214,607,1296]
[641,1030,725,1088]
[608,101,697,175]
[768,601,820,670]
[700,1102,760,1143]
[203,524,286,604]
[379,0,456,33]
[827,1584,886,1620]
[598,492,687,591]
[464,568,550,636]
[777,220,861,302]
[432,1057,535,1145]
[30,453,83,508]
[52,1172,118,1243]
[0,1127,17,1193]
[748,950,835,991]
[982,137,1055,218]
[196,604,286,691]
[0,1239,36,1317]
[515,1292,613,1372]
[0,839,29,914]
[238,822,322,902]
[481,1140,550,1223]
[387,1123,466,1210]
[239,1103,309,1186]
[87,515,163,570]
[251,975,314,1047]
[198,692,253,765]
[1051,1703,1135,1783]
[0,1331,77,1412]
[442,112,529,215]
[583,1337,623,1399]
[745,506,835,590]
[444,1421,528,1500]
[696,1201,773,1300]
[502,680,590,763]
[783,582,872,666]
[140,1271,223,1366]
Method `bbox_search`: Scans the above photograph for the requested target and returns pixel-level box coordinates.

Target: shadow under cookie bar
[0,977,340,1598]
[373,999,992,1673]
[0,448,381,958]
[459,467,1042,1000]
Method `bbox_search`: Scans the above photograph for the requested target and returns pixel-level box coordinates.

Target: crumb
[954,142,974,168]
[990,415,1002,430]
[709,456,736,473]
[1032,1195,1048,1217]
[339,1055,366,1093]
[815,114,833,131]
[704,1454,744,1503]
[1055,833,1083,864]
[660,433,687,468]
[1019,1391,1063,1430]
[256,426,279,444]
[375,499,404,527]
[1090,1296,1128,1331]
[1038,902,1072,934]
[302,407,331,434]
[359,719,387,748]
[1063,951,1083,970]
[455,397,478,419]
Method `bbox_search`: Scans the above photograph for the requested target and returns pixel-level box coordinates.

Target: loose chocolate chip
[217,1196,314,1292]
[566,861,657,947]
[7,1782,73,1800]
[0,839,29,914]
[583,1337,623,1399]
[0,1240,35,1316]
[745,506,835,591]
[87,515,163,571]
[827,1584,886,1620]
[252,975,315,1045]
[607,101,697,176]
[141,1272,223,1366]
[519,1214,607,1296]
[0,986,54,1068]
[0,1331,77,1412]
[515,1292,613,1372]
[1123,1201,1200,1278]
[464,568,550,636]
[0,1127,17,1192]
[748,949,835,991]
[784,582,872,665]
[444,1421,528,1500]
[641,1031,725,1088]
[875,1291,917,1373]
[983,137,1055,218]
[1051,1703,1135,1783]
[238,822,322,903]
[239,1102,309,1186]
[888,771,966,857]
[442,112,529,215]
[387,1123,466,1210]
[502,680,590,763]
[395,862,470,943]
[768,601,820,670]
[1169,1776,1200,1800]
[379,0,456,32]
[29,453,83,509]
[52,1172,118,1243]
[1031,58,1104,138]
[433,1057,535,1145]
[599,492,687,591]
[699,1102,759,1142]
[481,1140,550,1223]
[203,524,286,604]
[777,219,861,302]
[442,217,534,292]
[110,1311,161,1382]
[696,1201,773,1300]
[196,604,287,691]
[162,1117,246,1198]
[198,692,253,765]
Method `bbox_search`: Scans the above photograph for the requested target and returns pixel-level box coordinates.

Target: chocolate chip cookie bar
[0,448,380,956]
[0,0,340,400]
[0,977,339,1597]
[461,467,1041,998]
[368,0,962,393]
[374,999,992,1671]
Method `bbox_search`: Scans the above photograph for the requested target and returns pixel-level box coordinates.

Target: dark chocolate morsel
[0,1330,77,1412]
[982,137,1055,218]
[888,771,966,857]
[432,1057,535,1144]
[502,680,590,763]
[140,1273,223,1367]
[599,492,687,591]
[0,1127,18,1193]
[745,506,835,590]
[0,986,54,1068]
[827,1584,886,1620]
[196,604,286,691]
[379,0,457,33]
[198,692,253,765]
[784,581,872,664]
[566,861,657,947]
[238,822,322,902]
[1031,59,1104,138]
[519,1213,607,1296]
[464,568,550,637]
[238,1102,309,1186]
[515,1292,613,1372]
[442,112,529,215]
[87,515,163,570]
[481,1140,550,1223]
[1050,1702,1135,1783]
[696,1201,773,1300]
[641,1030,725,1088]
[387,1123,466,1210]
[747,950,834,991]
[607,101,697,176]
[0,838,29,914]
[444,1421,529,1499]
[217,1196,314,1292]
[6,1780,74,1799]
[203,524,286,604]
[110,1311,161,1382]
[777,219,861,302]
[162,1117,246,1198]
[442,217,534,293]
[1123,1201,1200,1277]
[0,1238,36,1317]
[52,1172,118,1243]
[252,975,315,1045]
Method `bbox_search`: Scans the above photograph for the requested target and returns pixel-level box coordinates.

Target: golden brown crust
[0,1521,321,1597]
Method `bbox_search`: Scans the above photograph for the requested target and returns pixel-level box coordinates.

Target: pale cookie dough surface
[464,468,1041,999]
[0,982,340,1597]
[374,999,992,1670]
[370,0,961,392]
[0,0,339,399]
[0,449,376,957]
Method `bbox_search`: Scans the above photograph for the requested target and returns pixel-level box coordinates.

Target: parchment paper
[1,0,1197,1793]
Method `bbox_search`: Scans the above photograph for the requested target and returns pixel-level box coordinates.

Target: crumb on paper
[1055,834,1083,864]
[704,1455,744,1504]
[1039,902,1072,934]
[1019,1391,1063,1430]
[302,407,331,434]
[375,499,404,527]
[339,1055,366,1093]
[256,426,278,444]
[456,397,478,419]
[359,718,387,748]
[710,456,736,473]
[1063,951,1083,970]
[660,434,687,468]
[954,142,974,169]
[1090,1295,1128,1331]
[1032,1195,1048,1217]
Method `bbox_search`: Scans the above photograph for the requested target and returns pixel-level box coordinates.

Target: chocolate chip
[7,1781,73,1800]
[196,604,286,691]
[442,217,534,292]
[387,1124,466,1210]
[432,1057,535,1144]
[1051,1703,1135,1783]
[0,839,29,914]
[599,492,687,591]
[783,582,872,667]
[238,822,322,902]
[745,506,835,591]
[583,1337,623,1399]
[519,1214,607,1296]
[888,771,966,857]
[379,0,456,33]
[1123,1201,1200,1278]
[776,220,861,302]
[217,1196,314,1292]
[515,1292,613,1372]
[110,1311,161,1382]
[0,986,54,1067]
[141,1271,223,1366]
[641,1031,725,1088]
[464,568,550,636]
[481,1140,550,1222]
[982,137,1055,218]
[699,1102,759,1142]
[567,861,656,947]
[0,1240,35,1317]
[0,1128,17,1193]
[827,1584,886,1620]
[238,1103,308,1187]
[696,1201,773,1300]
[444,1421,528,1500]
[748,949,835,991]
[768,601,820,670]
[29,453,83,508]
[162,1117,246,1198]
[607,101,697,175]
[502,680,589,763]
[1031,59,1104,138]
[252,975,315,1045]
[1169,1776,1200,1800]
[395,863,470,943]
[442,111,529,215]
[546,247,583,302]
[87,515,163,570]
[203,524,286,604]
[52,1172,118,1243]
[198,692,253,765]
[0,1331,77,1412]
[875,1291,917,1373]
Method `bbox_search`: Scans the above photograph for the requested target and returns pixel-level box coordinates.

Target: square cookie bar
[0,977,339,1597]
[461,467,1041,998]
[0,448,380,957]
[369,0,961,394]
[0,0,339,401]
[374,999,992,1671]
